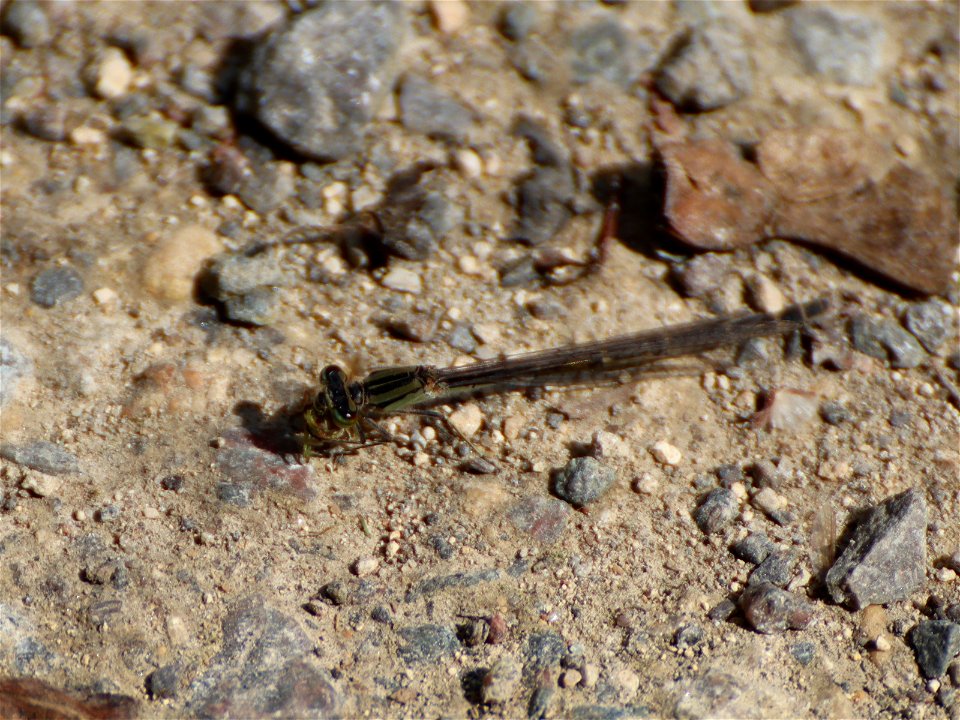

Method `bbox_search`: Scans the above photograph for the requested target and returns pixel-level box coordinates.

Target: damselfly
[301,297,829,457]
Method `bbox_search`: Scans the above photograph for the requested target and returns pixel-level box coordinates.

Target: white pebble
[381,267,422,294]
[94,47,133,99]
[352,557,378,576]
[92,287,118,306]
[632,473,659,495]
[448,403,483,438]
[453,148,483,178]
[747,275,786,314]
[21,472,61,498]
[650,440,682,466]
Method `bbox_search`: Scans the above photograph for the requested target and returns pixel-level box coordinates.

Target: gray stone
[850,315,926,369]
[0,337,33,407]
[730,532,775,565]
[569,19,645,87]
[552,457,616,507]
[397,624,458,665]
[2,0,52,47]
[788,6,885,86]
[910,620,960,679]
[694,487,738,534]
[825,488,927,608]
[512,166,575,246]
[500,2,541,41]
[188,595,339,716]
[398,75,474,141]
[656,21,753,111]
[236,3,407,160]
[523,631,565,679]
[0,441,79,475]
[748,550,797,588]
[904,300,952,354]
[31,266,84,308]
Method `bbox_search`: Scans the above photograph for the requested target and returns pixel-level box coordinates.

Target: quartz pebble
[650,440,682,466]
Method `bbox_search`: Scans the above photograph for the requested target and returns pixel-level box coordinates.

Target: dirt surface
[1,2,958,718]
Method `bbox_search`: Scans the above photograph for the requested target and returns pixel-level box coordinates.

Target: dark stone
[319,578,379,606]
[428,535,455,560]
[522,631,565,679]
[825,488,927,608]
[0,441,79,475]
[31,266,84,308]
[513,116,568,167]
[397,624,458,665]
[569,19,634,86]
[740,582,814,634]
[909,620,960,679]
[819,401,850,425]
[235,3,407,160]
[730,533,775,565]
[146,663,181,700]
[748,550,797,588]
[159,475,184,492]
[707,598,737,622]
[215,482,252,507]
[552,457,616,507]
[404,569,500,602]
[714,463,743,487]
[694,488,738,534]
[673,623,704,648]
[790,641,816,665]
[511,166,575,246]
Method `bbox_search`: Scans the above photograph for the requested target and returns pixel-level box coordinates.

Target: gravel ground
[1,2,958,718]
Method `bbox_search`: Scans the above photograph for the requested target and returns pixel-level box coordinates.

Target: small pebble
[552,457,616,508]
[142,225,222,302]
[429,0,469,34]
[746,275,785,314]
[380,267,423,294]
[740,582,814,633]
[480,657,520,705]
[31,266,84,308]
[560,669,582,688]
[82,283,113,305]
[92,47,133,99]
[352,557,378,576]
[2,0,53,47]
[580,663,599,688]
[820,401,850,425]
[20,472,62,498]
[650,440,682,466]
[694,488,738,534]
[631,473,659,495]
[447,403,483,439]
[751,487,785,516]
[656,20,753,111]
